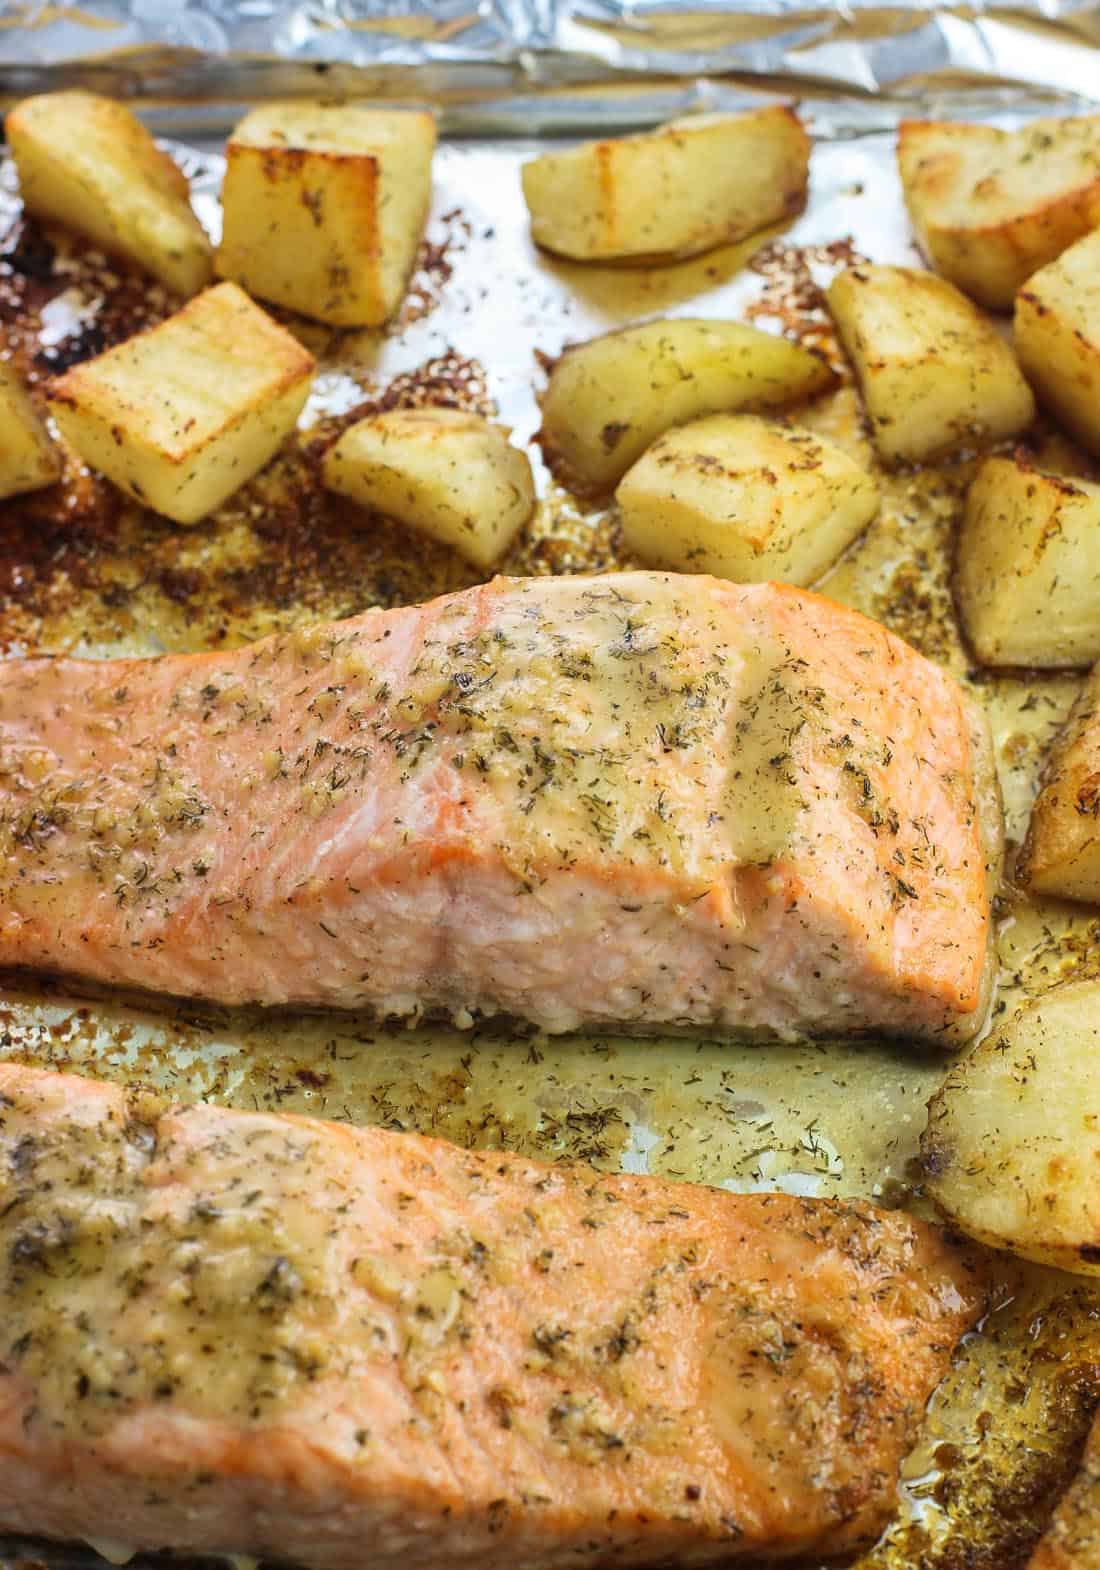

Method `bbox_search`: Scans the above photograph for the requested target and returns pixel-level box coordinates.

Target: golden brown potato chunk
[521,107,809,264]
[923,979,1100,1274]
[616,414,877,586]
[6,91,213,297]
[49,282,315,525]
[956,456,1100,670]
[1016,227,1100,459]
[216,102,436,327]
[323,408,535,570]
[827,264,1035,463]
[898,116,1100,311]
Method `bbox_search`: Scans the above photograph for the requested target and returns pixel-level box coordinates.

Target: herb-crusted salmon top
[0,573,997,1038]
[0,1061,988,1568]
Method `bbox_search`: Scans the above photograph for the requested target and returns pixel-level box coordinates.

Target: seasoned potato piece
[1016,228,1100,458]
[215,102,436,327]
[898,117,1100,311]
[323,408,534,570]
[827,264,1035,463]
[956,457,1100,670]
[1019,663,1100,901]
[539,319,835,496]
[521,107,809,265]
[48,282,315,526]
[6,91,212,297]
[922,980,1100,1275]
[615,414,877,586]
[0,359,60,499]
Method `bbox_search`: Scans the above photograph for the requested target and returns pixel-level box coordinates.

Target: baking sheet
[1,106,1100,1570]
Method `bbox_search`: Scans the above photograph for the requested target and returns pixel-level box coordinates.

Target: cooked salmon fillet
[0,1062,986,1568]
[0,572,1000,1040]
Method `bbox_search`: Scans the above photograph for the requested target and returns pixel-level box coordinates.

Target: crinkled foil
[1,0,1100,134]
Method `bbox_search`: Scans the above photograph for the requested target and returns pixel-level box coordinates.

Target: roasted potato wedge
[898,117,1100,311]
[0,359,60,499]
[1019,663,1100,901]
[827,264,1035,463]
[539,319,835,495]
[6,91,213,298]
[215,102,436,327]
[956,456,1100,670]
[521,107,809,265]
[615,413,877,585]
[923,980,1100,1275]
[1016,228,1100,459]
[49,282,315,525]
[323,408,535,570]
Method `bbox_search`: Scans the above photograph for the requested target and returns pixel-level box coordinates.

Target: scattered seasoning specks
[746,236,869,375]
[0,127,1098,1570]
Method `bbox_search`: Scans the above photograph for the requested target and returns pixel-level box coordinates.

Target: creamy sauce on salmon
[0,573,995,1041]
[0,1061,987,1569]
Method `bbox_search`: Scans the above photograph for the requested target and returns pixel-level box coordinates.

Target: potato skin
[538,319,835,496]
[827,264,1034,463]
[923,980,1100,1276]
[521,107,809,265]
[956,457,1100,671]
[48,283,315,526]
[322,409,535,570]
[615,413,877,586]
[898,117,1100,311]
[6,91,213,297]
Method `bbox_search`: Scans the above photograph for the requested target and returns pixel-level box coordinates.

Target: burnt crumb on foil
[34,322,108,374]
[0,218,68,360]
[31,268,175,376]
[0,208,176,389]
[397,207,472,328]
[305,349,494,461]
[1,218,56,282]
[745,236,869,375]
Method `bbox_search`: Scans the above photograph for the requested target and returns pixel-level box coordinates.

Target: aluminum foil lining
[2,1,1100,133]
[1,13,1100,1570]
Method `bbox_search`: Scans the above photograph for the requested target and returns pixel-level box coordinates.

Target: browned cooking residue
[0,184,521,651]
[507,484,628,581]
[306,348,495,460]
[746,236,868,376]
[0,338,499,653]
[398,206,472,328]
[0,215,177,390]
